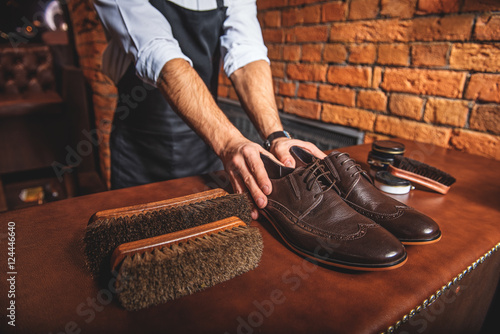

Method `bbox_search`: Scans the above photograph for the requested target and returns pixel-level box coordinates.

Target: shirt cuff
[136,38,193,86]
[223,44,269,78]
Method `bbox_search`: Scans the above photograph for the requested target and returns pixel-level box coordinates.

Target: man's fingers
[272,139,296,167]
[243,148,272,195]
[239,166,267,209]
[274,151,294,168]
[282,154,295,168]
[251,207,259,220]
[226,150,269,209]
[300,141,327,158]
[272,139,327,166]
[227,171,260,220]
[227,168,245,194]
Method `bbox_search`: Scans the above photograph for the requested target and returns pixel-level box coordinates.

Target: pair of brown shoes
[260,147,441,271]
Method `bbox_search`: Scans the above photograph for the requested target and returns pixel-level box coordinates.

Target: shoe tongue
[326,151,372,184]
[327,151,356,168]
[301,160,342,194]
[323,151,342,180]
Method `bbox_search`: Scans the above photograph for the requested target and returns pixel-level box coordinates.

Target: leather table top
[1,140,499,334]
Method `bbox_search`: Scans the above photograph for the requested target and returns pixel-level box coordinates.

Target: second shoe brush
[84,189,263,310]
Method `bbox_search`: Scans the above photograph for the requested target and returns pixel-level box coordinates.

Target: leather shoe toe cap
[382,209,441,245]
[311,225,407,270]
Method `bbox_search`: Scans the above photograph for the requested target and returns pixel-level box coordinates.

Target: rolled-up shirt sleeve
[221,0,269,78]
[94,0,192,86]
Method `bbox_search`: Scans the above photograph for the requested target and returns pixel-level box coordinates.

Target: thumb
[270,138,296,167]
[277,152,295,168]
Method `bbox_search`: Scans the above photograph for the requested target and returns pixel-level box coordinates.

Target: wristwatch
[263,130,291,151]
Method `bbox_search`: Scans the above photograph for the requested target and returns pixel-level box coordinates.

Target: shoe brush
[111,216,262,311]
[388,156,456,194]
[84,189,253,277]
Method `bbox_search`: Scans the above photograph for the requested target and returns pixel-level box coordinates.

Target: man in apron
[94,0,325,219]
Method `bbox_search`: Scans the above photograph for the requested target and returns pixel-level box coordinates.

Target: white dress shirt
[93,0,269,86]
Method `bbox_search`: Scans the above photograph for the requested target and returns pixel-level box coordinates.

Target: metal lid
[372,140,405,155]
[368,150,394,163]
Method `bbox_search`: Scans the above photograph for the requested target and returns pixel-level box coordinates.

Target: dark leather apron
[110,0,226,189]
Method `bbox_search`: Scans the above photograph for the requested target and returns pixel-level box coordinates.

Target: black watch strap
[263,131,291,150]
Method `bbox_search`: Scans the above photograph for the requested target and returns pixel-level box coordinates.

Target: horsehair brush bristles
[393,156,456,186]
[389,156,456,194]
[114,219,263,311]
[84,191,252,276]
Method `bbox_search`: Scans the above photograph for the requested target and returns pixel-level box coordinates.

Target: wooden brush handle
[110,216,247,271]
[388,165,450,194]
[89,188,228,222]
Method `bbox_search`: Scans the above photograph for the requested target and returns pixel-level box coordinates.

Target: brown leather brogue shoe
[291,147,442,245]
[260,154,407,271]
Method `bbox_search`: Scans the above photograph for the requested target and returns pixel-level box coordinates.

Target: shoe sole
[260,210,407,271]
[400,232,442,246]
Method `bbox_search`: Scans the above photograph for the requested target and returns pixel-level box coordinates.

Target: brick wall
[66,0,116,188]
[66,0,500,190]
[219,0,500,160]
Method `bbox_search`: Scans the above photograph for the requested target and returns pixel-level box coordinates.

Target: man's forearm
[230,60,326,166]
[157,58,245,156]
[230,60,283,140]
[157,58,274,217]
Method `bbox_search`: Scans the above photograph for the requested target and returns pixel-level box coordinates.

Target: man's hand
[229,60,327,216]
[157,59,281,219]
[219,138,277,220]
[270,138,326,167]
[219,136,326,220]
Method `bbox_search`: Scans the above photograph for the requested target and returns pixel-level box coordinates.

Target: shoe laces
[333,152,364,178]
[299,160,338,197]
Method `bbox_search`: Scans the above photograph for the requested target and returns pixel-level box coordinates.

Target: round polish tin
[374,171,411,195]
[367,140,406,176]
[372,140,406,157]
